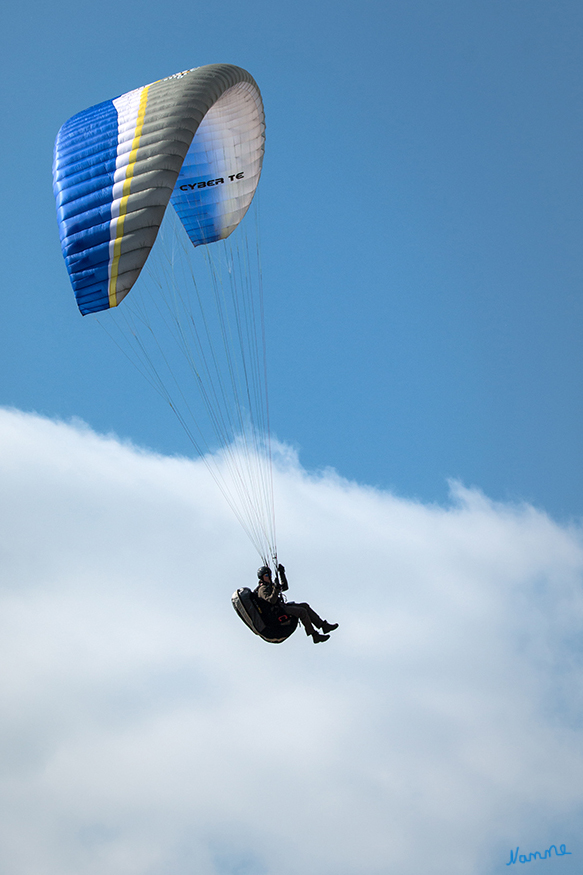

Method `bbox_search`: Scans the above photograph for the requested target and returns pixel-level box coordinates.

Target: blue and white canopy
[53,64,265,315]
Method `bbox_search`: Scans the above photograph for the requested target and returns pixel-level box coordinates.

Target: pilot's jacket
[256,580,283,605]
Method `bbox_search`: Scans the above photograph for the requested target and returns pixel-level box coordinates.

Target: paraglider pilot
[255,565,338,644]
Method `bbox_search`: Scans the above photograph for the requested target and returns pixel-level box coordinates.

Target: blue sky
[1,0,582,519]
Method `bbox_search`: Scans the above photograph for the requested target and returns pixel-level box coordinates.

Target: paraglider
[232,565,338,644]
[53,64,337,645]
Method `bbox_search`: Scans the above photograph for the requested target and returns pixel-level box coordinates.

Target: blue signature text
[507,844,572,865]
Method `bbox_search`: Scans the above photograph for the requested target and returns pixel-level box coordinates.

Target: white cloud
[0,408,581,875]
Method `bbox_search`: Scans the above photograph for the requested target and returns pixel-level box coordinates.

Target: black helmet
[257,565,272,579]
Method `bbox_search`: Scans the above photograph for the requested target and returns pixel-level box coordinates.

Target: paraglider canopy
[53,64,265,314]
[53,64,276,565]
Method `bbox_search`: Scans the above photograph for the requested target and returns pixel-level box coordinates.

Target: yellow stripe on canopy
[108,85,151,308]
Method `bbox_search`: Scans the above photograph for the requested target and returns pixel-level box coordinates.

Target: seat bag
[231,587,298,644]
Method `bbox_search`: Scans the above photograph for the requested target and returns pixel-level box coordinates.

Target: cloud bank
[0,409,581,875]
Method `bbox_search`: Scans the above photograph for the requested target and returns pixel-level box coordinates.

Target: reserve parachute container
[53,66,277,566]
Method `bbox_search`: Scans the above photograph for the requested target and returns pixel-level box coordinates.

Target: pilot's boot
[321,621,338,634]
[312,632,330,643]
